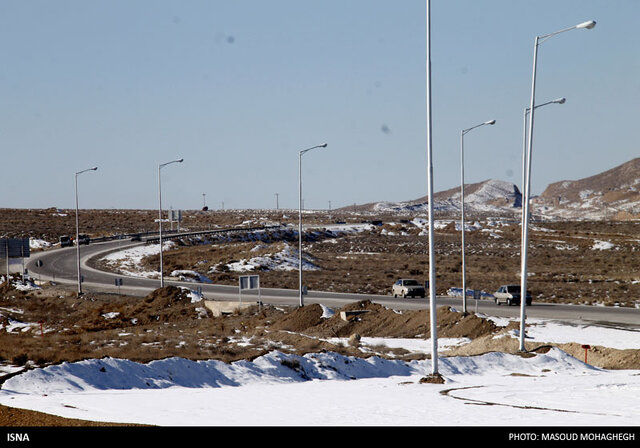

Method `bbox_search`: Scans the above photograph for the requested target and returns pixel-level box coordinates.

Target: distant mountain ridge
[353,179,522,215]
[535,158,640,220]
[345,158,640,220]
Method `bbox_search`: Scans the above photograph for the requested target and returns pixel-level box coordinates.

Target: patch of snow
[592,240,615,250]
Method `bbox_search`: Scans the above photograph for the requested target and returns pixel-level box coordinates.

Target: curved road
[25,239,640,330]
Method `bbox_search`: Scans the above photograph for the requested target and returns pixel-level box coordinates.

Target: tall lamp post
[158,158,183,287]
[520,20,595,352]
[520,98,566,235]
[298,143,327,307]
[460,119,495,314]
[425,0,439,376]
[75,166,98,295]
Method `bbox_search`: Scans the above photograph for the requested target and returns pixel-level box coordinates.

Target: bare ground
[0,279,637,426]
[1,208,640,425]
[4,208,640,306]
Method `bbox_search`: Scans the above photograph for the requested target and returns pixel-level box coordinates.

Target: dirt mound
[554,343,640,370]
[269,301,500,341]
[308,300,430,338]
[442,328,640,371]
[270,303,327,332]
[0,403,143,427]
[73,286,207,332]
[1,282,639,426]
[436,306,500,339]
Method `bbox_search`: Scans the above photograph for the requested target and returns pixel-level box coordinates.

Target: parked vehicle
[77,234,91,245]
[494,285,532,306]
[392,279,426,298]
[59,235,73,247]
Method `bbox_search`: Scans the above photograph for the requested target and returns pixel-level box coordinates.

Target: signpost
[239,274,261,305]
[582,344,591,364]
[169,209,183,231]
[115,278,123,295]
[0,238,30,280]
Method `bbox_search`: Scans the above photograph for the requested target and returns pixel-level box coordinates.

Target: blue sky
[0,1,637,210]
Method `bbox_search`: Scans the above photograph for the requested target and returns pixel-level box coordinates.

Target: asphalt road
[25,239,640,330]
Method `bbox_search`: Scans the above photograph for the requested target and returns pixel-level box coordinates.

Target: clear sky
[0,1,637,211]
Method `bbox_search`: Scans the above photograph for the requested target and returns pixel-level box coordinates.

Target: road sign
[169,209,182,222]
[115,277,123,294]
[239,275,260,290]
[239,275,260,303]
[0,238,30,258]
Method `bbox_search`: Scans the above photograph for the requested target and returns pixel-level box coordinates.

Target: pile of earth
[1,281,638,426]
[270,300,499,340]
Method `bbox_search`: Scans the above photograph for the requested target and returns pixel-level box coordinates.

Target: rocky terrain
[343,157,640,221]
[536,158,640,220]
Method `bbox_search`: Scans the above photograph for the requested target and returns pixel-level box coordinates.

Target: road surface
[24,239,640,330]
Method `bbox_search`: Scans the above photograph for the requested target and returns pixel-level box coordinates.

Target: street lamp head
[485,120,496,125]
[91,166,98,171]
[177,158,184,163]
[553,97,566,104]
[576,20,596,30]
[320,143,328,148]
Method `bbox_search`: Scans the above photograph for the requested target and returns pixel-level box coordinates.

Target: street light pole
[158,158,183,288]
[426,0,439,376]
[520,20,595,352]
[460,119,495,314]
[521,98,566,238]
[75,166,97,295]
[298,143,327,307]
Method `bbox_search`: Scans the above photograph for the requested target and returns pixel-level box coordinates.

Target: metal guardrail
[85,225,284,245]
[143,225,285,244]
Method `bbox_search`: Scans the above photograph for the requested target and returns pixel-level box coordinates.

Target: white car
[392,279,425,298]
[494,285,532,306]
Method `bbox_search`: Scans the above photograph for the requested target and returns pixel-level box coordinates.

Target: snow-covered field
[0,316,638,427]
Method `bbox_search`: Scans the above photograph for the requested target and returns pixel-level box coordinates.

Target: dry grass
[3,207,640,305]
[1,277,638,426]
[143,217,640,307]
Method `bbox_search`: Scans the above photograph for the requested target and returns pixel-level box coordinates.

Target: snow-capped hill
[535,158,640,220]
[366,179,521,215]
[453,179,522,211]
[343,158,640,221]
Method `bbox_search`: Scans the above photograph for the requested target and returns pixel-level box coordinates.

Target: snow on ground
[446,287,494,299]
[100,224,380,277]
[223,243,319,273]
[170,270,212,283]
[51,226,638,426]
[29,238,51,249]
[592,239,615,250]
[100,242,175,278]
[0,318,638,426]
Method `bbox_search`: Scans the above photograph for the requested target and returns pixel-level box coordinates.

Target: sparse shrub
[280,357,301,371]
[12,354,28,366]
